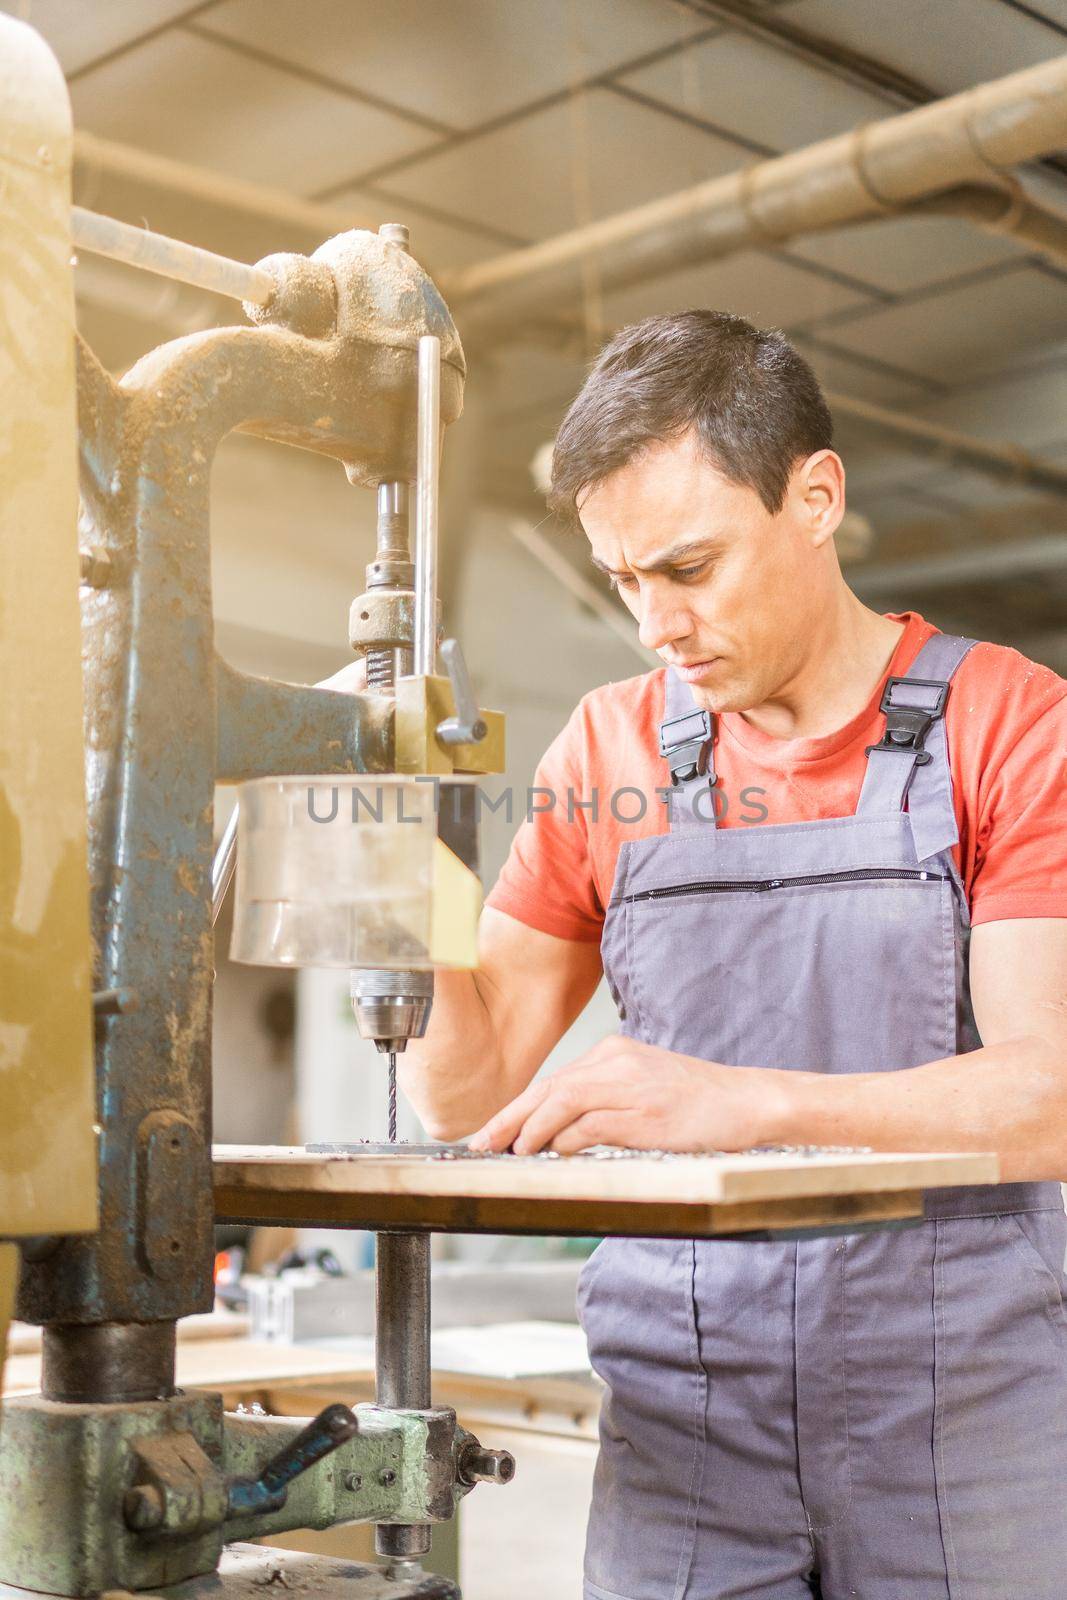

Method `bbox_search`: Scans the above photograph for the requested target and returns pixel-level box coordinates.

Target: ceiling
[9,0,1067,664]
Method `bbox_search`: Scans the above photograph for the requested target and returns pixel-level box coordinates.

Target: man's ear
[796,450,846,549]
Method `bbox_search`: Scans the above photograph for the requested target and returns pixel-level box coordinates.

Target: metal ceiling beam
[444,53,1067,334]
[850,534,1067,596]
[826,391,1067,499]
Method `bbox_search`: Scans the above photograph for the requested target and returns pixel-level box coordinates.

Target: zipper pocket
[624,866,945,904]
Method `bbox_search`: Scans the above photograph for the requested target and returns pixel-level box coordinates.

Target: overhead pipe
[445,53,1067,334]
[850,534,1067,597]
[72,205,276,306]
[826,391,1067,500]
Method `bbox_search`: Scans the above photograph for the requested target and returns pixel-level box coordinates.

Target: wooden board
[214,1144,998,1238]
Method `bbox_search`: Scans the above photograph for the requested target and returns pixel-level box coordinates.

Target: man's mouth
[664,656,722,683]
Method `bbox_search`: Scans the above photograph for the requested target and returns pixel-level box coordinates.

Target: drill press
[1,18,509,1596]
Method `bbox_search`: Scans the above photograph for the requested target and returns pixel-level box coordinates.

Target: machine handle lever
[226,1402,360,1518]
[436,637,487,746]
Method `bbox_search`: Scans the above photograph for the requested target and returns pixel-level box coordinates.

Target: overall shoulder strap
[658,668,718,832]
[856,631,977,861]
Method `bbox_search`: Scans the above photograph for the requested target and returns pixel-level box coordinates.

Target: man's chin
[671,663,754,714]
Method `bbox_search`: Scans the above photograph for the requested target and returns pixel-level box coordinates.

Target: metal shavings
[255,1566,298,1588]
[307,1141,871,1161]
[431,1143,872,1161]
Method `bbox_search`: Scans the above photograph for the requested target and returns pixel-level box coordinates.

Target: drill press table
[213,1145,997,1238]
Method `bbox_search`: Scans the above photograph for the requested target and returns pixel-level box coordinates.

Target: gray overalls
[581,633,1067,1600]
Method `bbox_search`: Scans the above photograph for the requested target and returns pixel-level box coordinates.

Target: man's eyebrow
[590,539,721,576]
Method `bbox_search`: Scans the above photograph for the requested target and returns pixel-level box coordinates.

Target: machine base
[0,1543,461,1600]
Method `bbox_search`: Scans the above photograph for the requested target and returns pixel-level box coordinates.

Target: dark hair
[548,310,833,524]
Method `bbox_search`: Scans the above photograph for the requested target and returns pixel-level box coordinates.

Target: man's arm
[766,917,1067,1180]
[400,907,603,1141]
[470,918,1067,1181]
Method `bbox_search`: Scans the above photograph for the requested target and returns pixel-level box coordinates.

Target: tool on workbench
[2,17,509,1600]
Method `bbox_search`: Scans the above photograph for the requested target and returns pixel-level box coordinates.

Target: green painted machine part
[0,1396,476,1596]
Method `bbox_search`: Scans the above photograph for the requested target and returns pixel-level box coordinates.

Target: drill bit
[387,1050,398,1143]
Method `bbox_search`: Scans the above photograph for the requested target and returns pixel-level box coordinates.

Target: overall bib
[580,634,1067,1600]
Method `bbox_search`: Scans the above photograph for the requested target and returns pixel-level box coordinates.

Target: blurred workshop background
[6,2,1067,1593]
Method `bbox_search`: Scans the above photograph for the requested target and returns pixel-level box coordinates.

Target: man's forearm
[765,1034,1067,1183]
[398,968,507,1142]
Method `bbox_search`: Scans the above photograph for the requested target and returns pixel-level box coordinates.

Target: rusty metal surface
[216,658,393,783]
[19,234,465,1332]
[42,1320,177,1403]
[0,1389,227,1593]
[0,1387,469,1595]
[244,227,464,483]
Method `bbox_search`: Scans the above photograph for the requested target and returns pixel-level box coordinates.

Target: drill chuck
[350,968,434,1053]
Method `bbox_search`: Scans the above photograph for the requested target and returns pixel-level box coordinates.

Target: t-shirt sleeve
[966,685,1067,926]
[484,700,605,943]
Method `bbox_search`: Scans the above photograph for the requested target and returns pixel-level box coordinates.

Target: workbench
[214,1143,999,1237]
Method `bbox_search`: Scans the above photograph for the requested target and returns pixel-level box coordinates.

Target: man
[402,311,1067,1599]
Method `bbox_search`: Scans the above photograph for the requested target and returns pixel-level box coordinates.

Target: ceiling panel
[910,361,1067,453]
[327,187,520,274]
[489,346,589,416]
[787,212,1020,295]
[619,26,890,152]
[602,248,874,330]
[70,28,430,196]
[790,334,935,405]
[204,0,707,132]
[811,265,1067,384]
[381,87,750,241]
[1,0,195,75]
[786,0,1067,99]
[849,487,965,544]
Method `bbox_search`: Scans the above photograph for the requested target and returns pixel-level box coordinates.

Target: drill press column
[374,1232,433,1563]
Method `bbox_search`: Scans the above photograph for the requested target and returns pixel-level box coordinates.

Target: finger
[546,1110,640,1155]
[468,1079,552,1152]
[511,1077,606,1154]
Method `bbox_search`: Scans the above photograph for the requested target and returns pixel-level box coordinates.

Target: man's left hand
[467,1037,781,1155]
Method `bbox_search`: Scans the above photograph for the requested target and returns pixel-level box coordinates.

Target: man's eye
[672,564,705,582]
[609,573,638,592]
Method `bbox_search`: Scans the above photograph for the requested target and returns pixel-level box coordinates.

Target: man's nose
[637,585,691,653]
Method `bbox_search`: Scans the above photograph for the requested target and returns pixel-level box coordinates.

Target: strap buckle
[865,676,950,767]
[658,707,714,786]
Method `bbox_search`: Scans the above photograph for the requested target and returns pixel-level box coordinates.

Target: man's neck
[740,592,906,742]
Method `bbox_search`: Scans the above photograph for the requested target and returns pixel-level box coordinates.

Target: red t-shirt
[486,612,1067,943]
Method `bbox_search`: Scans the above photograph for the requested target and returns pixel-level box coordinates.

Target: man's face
[578,430,844,713]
